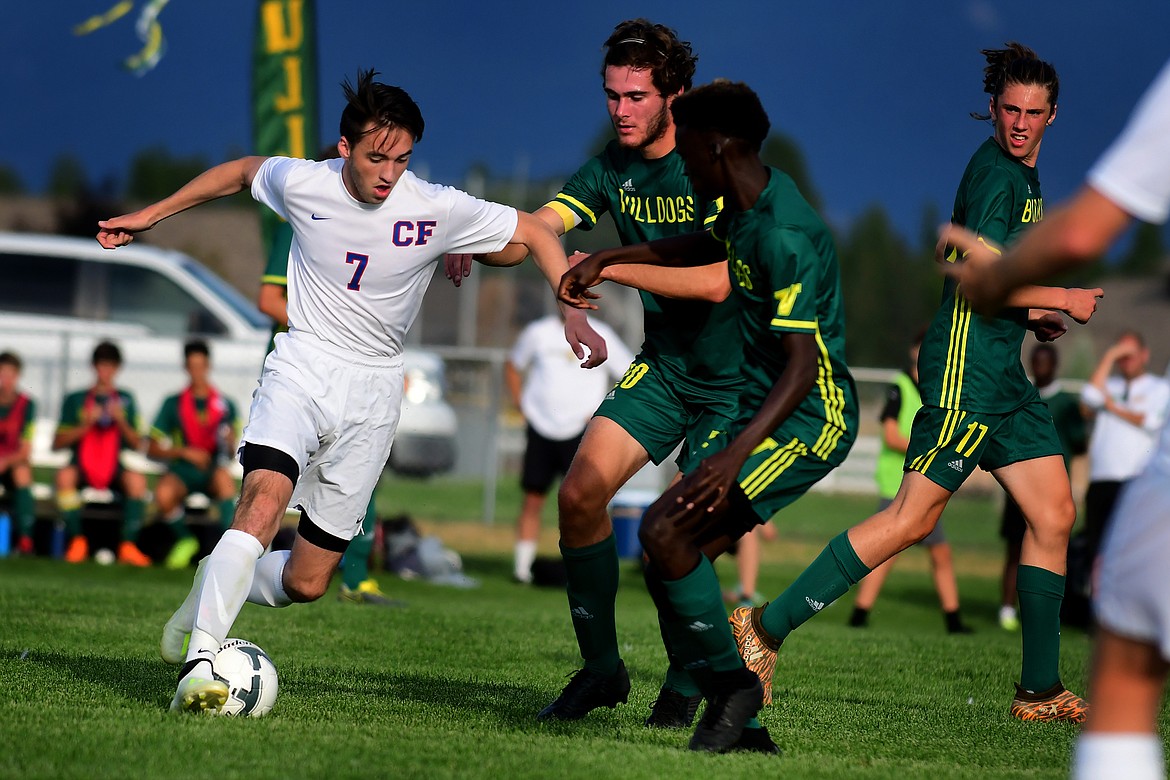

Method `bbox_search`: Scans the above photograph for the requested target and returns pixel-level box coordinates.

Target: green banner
[251,0,318,260]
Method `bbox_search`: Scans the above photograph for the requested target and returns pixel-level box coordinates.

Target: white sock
[186,529,265,664]
[1073,733,1164,780]
[514,539,537,580]
[248,550,293,608]
[999,605,1017,621]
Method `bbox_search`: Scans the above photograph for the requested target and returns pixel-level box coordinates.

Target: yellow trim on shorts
[740,437,809,499]
[550,195,595,227]
[810,327,847,459]
[910,408,966,473]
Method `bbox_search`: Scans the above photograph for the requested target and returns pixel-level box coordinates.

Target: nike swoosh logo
[310,214,331,220]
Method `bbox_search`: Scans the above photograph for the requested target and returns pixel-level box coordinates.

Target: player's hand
[1030,312,1068,342]
[662,449,743,532]
[563,310,608,368]
[444,254,474,287]
[1063,287,1104,324]
[97,209,155,249]
[183,448,212,469]
[558,257,604,309]
[939,224,1010,314]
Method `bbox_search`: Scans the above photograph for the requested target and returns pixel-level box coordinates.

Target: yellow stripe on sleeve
[545,201,580,234]
[261,274,287,286]
[770,318,818,330]
[551,195,596,227]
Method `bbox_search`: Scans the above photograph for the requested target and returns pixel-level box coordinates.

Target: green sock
[1017,564,1064,693]
[657,615,704,697]
[13,486,34,537]
[562,535,621,675]
[342,497,377,590]
[662,557,743,674]
[217,498,236,532]
[745,717,762,729]
[122,498,146,542]
[760,532,871,642]
[62,507,82,536]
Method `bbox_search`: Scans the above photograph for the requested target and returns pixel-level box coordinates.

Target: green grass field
[1,487,1161,779]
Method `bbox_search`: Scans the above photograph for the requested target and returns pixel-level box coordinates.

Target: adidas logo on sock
[570,607,594,620]
[805,596,825,612]
[620,178,635,192]
[687,620,713,632]
[948,459,965,472]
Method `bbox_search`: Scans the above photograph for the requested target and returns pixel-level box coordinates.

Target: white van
[0,232,456,476]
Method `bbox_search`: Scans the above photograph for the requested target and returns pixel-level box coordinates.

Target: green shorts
[905,401,1063,492]
[167,460,216,494]
[594,355,739,473]
[694,426,843,529]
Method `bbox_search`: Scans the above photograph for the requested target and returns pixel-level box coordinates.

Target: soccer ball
[212,638,279,717]
[94,548,115,566]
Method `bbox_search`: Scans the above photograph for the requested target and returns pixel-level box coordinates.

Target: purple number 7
[345,252,369,291]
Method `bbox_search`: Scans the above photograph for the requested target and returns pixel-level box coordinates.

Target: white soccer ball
[94,548,115,566]
[213,638,279,717]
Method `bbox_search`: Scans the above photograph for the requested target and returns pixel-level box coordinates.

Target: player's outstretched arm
[941,187,1129,313]
[445,207,565,287]
[97,156,268,248]
[1003,285,1104,324]
[599,261,731,302]
[558,231,724,307]
[511,211,609,368]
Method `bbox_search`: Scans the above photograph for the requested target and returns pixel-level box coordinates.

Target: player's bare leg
[1072,630,1168,779]
[168,466,291,713]
[538,417,650,721]
[994,455,1087,722]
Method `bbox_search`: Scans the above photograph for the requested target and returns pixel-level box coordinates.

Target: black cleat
[731,725,781,755]
[537,660,631,721]
[644,687,703,728]
[688,669,764,752]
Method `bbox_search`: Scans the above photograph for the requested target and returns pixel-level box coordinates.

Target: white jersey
[509,314,633,440]
[251,157,518,358]
[1080,374,1170,482]
[1088,58,1170,225]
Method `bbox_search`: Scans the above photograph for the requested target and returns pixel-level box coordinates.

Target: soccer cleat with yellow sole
[169,659,229,713]
[1010,682,1089,723]
[339,578,406,607]
[730,604,779,705]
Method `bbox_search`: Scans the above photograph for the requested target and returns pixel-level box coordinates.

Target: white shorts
[242,332,404,543]
[1094,466,1170,659]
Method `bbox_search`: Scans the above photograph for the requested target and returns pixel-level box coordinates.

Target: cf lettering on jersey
[392,220,437,247]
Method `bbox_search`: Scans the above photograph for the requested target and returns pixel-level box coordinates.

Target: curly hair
[601,19,697,95]
[339,69,425,146]
[971,42,1059,120]
[670,80,770,152]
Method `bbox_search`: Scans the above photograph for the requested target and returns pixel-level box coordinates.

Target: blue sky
[5,1,1168,242]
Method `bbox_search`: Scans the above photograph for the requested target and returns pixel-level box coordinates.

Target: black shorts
[521,425,583,494]
[1000,495,1026,544]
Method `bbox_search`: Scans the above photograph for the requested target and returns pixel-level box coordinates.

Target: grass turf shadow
[10,645,177,708]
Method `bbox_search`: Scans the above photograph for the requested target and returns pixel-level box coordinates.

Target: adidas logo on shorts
[948,459,965,472]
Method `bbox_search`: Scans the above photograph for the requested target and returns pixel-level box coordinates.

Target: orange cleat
[64,535,89,563]
[1010,682,1090,723]
[730,605,780,706]
[118,540,153,567]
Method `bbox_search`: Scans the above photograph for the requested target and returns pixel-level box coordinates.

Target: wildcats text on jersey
[617,192,695,225]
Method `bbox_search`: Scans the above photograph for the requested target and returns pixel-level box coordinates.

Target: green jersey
[262,220,293,350]
[548,140,741,393]
[710,168,856,464]
[920,138,1044,413]
[1039,383,1087,471]
[151,389,239,453]
[0,392,36,457]
[57,388,140,452]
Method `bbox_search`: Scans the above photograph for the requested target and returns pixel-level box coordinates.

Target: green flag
[252,0,318,261]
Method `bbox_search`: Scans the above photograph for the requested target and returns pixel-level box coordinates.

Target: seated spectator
[0,351,38,554]
[53,341,150,565]
[148,340,239,569]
